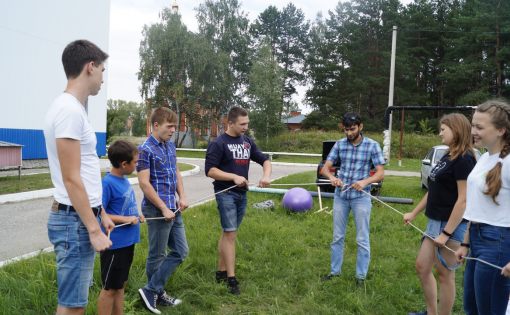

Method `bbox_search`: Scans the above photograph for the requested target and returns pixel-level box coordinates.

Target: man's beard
[347,132,361,142]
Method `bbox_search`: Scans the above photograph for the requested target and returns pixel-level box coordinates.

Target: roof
[0,141,23,147]
[282,114,306,124]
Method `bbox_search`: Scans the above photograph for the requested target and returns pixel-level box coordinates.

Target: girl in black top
[404,113,476,315]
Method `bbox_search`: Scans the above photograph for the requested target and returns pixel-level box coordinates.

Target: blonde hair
[439,113,474,161]
[476,99,510,204]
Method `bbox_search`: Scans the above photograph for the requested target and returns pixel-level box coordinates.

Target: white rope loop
[110,179,503,271]
[357,189,503,270]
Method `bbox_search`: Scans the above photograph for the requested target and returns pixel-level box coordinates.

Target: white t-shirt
[464,152,510,227]
[43,93,102,207]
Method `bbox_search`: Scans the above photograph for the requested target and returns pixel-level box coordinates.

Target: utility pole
[383,26,397,164]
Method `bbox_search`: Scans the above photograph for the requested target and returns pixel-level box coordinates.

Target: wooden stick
[317,186,323,210]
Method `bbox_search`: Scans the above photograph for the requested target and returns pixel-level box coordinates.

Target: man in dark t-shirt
[205,107,271,295]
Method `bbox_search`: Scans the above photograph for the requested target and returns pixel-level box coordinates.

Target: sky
[107,0,412,110]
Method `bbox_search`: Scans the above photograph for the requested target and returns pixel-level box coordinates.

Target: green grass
[384,158,422,172]
[0,163,194,195]
[0,173,466,314]
[175,150,423,172]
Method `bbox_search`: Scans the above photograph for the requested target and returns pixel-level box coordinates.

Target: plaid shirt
[326,136,385,200]
[137,135,177,209]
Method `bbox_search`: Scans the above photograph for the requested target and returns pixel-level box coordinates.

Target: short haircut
[62,40,108,79]
[107,140,138,168]
[227,106,248,123]
[150,107,177,126]
[342,112,362,127]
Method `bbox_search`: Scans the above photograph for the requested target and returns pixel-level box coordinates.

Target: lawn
[0,172,468,314]
[176,149,423,173]
[0,163,195,195]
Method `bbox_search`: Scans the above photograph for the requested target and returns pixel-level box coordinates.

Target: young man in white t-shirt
[44,39,114,315]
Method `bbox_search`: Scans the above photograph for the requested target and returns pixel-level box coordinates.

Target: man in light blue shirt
[320,112,385,285]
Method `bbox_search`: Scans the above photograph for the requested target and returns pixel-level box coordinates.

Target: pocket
[153,156,167,168]
[48,222,71,257]
[477,226,501,243]
[142,204,159,218]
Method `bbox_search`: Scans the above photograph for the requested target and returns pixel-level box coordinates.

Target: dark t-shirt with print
[425,152,476,221]
[205,133,268,193]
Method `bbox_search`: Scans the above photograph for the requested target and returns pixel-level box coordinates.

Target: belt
[57,203,101,217]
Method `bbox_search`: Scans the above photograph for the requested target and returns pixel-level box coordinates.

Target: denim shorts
[216,190,247,232]
[424,218,467,243]
[47,209,97,307]
[425,218,467,270]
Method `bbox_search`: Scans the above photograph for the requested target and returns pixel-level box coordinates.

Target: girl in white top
[456,99,510,315]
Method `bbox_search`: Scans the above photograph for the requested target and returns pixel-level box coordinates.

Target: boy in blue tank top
[97,140,144,315]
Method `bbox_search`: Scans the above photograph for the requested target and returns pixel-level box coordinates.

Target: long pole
[398,109,404,167]
[384,26,397,164]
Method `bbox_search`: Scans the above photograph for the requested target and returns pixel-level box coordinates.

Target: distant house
[282,111,306,131]
[0,141,22,169]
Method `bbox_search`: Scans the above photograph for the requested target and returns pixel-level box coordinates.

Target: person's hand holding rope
[233,175,249,188]
[161,207,176,221]
[329,176,343,187]
[258,175,271,188]
[403,212,416,225]
[454,244,468,263]
[178,198,188,213]
[501,262,510,277]
[351,179,368,191]
[433,233,449,248]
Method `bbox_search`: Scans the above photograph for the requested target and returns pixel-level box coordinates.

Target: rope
[357,189,503,270]
[112,184,239,228]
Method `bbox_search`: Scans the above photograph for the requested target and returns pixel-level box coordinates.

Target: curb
[0,163,200,205]
[0,163,201,268]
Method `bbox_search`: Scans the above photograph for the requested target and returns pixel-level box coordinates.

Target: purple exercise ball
[282,187,313,212]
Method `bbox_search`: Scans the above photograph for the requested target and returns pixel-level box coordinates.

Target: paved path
[0,159,315,262]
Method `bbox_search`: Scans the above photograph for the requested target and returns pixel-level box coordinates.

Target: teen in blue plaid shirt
[137,107,188,314]
[321,113,385,285]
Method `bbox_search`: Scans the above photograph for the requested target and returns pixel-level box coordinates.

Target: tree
[139,9,191,144]
[251,4,310,118]
[196,0,251,109]
[248,42,284,145]
[106,100,146,141]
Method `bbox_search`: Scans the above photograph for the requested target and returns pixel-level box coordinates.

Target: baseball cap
[342,112,362,126]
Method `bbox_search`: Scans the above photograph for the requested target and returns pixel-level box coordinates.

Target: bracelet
[442,229,453,237]
[460,242,470,248]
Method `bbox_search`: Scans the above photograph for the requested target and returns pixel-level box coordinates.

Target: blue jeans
[47,209,97,307]
[330,194,372,279]
[216,190,247,232]
[463,223,510,315]
[142,204,188,294]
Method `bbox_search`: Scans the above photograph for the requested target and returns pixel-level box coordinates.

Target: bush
[301,111,339,130]
[259,130,440,159]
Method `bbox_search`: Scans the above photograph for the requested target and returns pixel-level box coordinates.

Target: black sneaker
[227,276,240,295]
[321,274,339,281]
[216,270,227,283]
[138,288,161,314]
[408,312,427,315]
[355,278,365,287]
[157,290,182,307]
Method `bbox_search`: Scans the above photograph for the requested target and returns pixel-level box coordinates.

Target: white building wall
[0,0,110,157]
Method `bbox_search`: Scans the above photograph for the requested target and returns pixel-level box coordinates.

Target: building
[0,0,110,159]
[282,111,306,131]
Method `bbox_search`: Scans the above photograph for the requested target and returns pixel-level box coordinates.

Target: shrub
[259,130,440,159]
